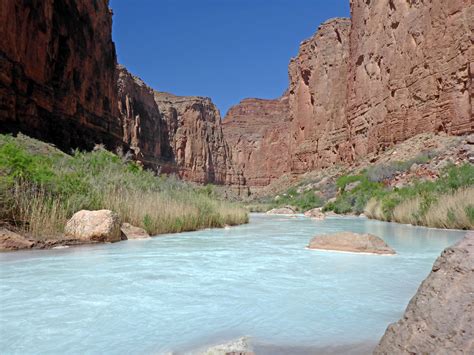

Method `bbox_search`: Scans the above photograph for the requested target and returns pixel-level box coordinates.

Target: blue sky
[110,0,350,116]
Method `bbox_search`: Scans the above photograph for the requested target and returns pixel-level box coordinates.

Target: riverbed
[0,214,465,354]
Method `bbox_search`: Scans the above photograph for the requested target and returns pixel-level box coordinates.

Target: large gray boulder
[65,210,121,243]
[374,232,474,354]
[307,232,396,255]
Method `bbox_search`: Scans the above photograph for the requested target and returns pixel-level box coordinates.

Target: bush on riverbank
[324,163,474,229]
[0,134,248,239]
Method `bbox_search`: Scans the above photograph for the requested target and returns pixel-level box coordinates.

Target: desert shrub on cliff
[0,134,248,239]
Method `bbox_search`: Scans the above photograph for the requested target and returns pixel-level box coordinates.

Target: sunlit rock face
[288,18,352,173]
[223,0,473,188]
[222,95,291,187]
[154,92,243,185]
[346,0,473,159]
[0,0,123,152]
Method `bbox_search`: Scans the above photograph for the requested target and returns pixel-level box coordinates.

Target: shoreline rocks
[307,232,396,255]
[0,228,34,251]
[266,207,297,215]
[198,337,254,355]
[120,223,150,240]
[374,232,474,354]
[65,210,121,243]
[304,208,325,220]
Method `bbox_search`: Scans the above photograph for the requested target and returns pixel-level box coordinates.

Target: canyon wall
[0,0,238,186]
[222,96,290,187]
[347,0,473,158]
[154,92,241,185]
[0,0,123,152]
[288,18,352,173]
[223,0,473,188]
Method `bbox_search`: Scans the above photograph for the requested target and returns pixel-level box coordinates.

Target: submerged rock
[0,228,34,251]
[199,337,254,355]
[374,232,474,354]
[266,207,296,215]
[304,208,325,220]
[65,210,121,243]
[307,232,396,255]
[120,223,150,240]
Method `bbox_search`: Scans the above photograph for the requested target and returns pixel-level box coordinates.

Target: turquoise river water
[0,214,466,354]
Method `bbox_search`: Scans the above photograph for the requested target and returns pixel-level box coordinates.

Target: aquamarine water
[0,214,465,354]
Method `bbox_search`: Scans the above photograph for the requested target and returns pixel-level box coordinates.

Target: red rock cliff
[116,65,171,169]
[0,0,122,152]
[224,1,473,188]
[347,0,473,158]
[154,92,242,185]
[288,18,352,173]
[222,96,291,187]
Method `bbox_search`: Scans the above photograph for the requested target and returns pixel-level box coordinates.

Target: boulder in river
[199,337,254,355]
[374,232,474,354]
[304,208,325,220]
[307,232,396,255]
[266,207,296,215]
[65,210,121,243]
[0,228,34,251]
[120,223,150,240]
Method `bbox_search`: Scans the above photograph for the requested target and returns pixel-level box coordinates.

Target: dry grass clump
[422,187,474,230]
[0,134,248,240]
[392,196,422,226]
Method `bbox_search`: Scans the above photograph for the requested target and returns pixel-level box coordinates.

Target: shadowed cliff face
[0,0,122,152]
[223,0,473,188]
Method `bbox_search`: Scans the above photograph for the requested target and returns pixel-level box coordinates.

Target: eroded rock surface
[0,0,122,152]
[154,92,242,185]
[0,228,34,251]
[374,232,474,354]
[65,210,121,243]
[222,95,291,187]
[120,223,150,240]
[307,232,396,255]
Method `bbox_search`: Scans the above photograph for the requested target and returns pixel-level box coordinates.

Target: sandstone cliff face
[154,92,241,185]
[374,232,474,354]
[0,0,122,152]
[223,0,473,188]
[347,0,473,158]
[288,18,352,173]
[223,96,290,186]
[116,65,171,169]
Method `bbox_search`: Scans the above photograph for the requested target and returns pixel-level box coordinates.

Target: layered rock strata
[154,92,242,185]
[374,232,474,354]
[223,1,473,188]
[0,0,123,152]
[222,95,290,186]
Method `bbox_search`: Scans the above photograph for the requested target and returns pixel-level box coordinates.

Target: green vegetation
[0,134,248,239]
[324,162,474,229]
[268,187,325,212]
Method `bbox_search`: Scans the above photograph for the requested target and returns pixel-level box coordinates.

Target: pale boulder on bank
[65,210,121,243]
[120,223,150,240]
[266,207,296,215]
[307,232,396,255]
[304,208,325,220]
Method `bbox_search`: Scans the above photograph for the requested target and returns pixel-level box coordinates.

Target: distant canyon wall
[223,0,473,188]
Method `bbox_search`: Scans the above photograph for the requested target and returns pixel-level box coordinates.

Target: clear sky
[110,0,350,116]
